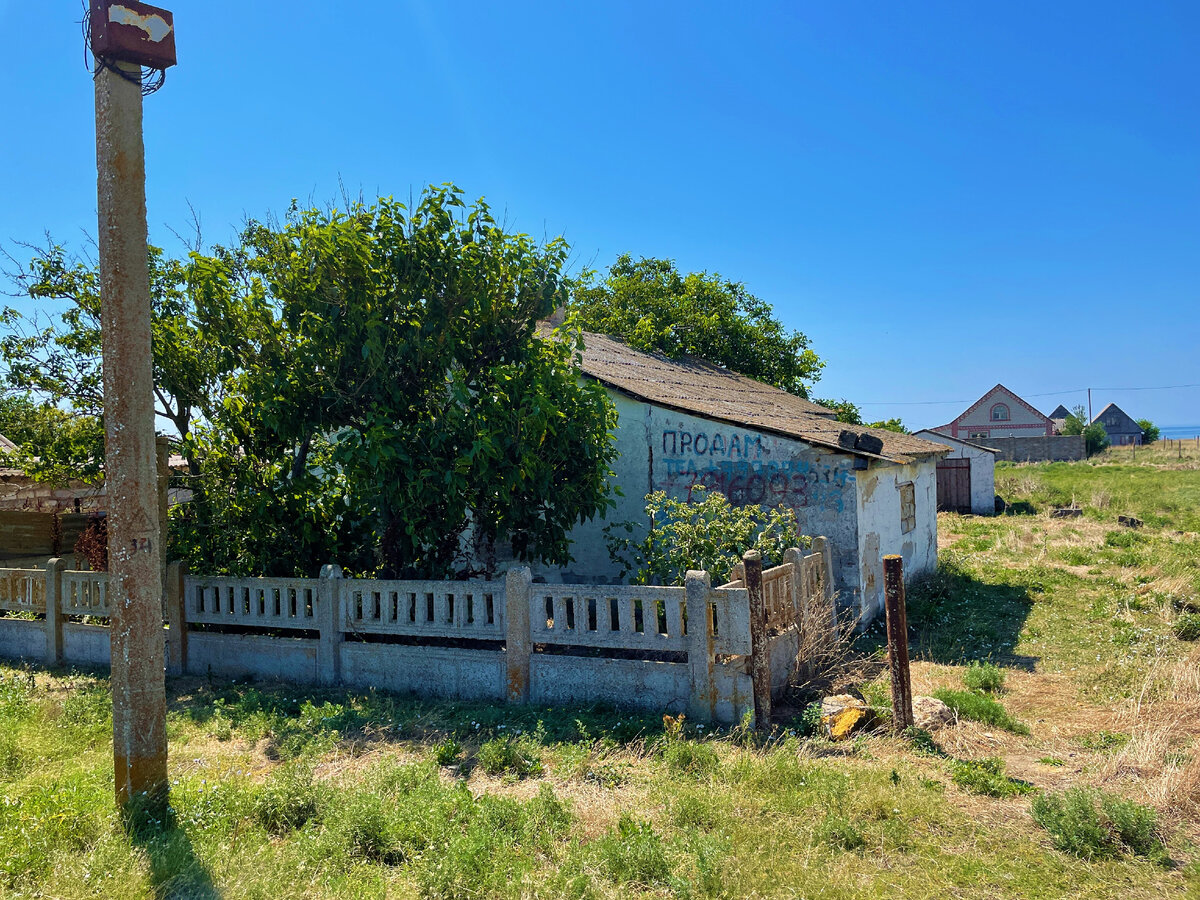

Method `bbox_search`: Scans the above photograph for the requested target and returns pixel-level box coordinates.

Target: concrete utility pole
[90,0,177,808]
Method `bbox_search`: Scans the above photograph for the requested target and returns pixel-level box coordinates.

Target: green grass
[4,457,1200,897]
[951,757,1036,798]
[963,661,1006,693]
[932,688,1031,735]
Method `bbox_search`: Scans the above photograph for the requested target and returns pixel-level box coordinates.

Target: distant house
[913,431,997,515]
[1047,404,1072,434]
[1093,403,1144,445]
[932,384,1054,442]
[495,329,950,621]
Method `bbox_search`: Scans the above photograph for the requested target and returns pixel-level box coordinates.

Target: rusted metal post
[44,557,67,666]
[685,569,715,722]
[883,554,914,731]
[505,566,532,703]
[164,561,186,676]
[743,550,771,730]
[95,57,168,807]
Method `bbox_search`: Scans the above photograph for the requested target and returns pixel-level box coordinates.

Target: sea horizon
[1159,425,1200,441]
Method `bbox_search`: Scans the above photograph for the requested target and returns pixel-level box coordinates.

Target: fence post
[318,564,343,686]
[685,569,715,722]
[811,535,836,630]
[883,554,914,731]
[782,547,807,679]
[505,566,532,704]
[165,561,187,676]
[743,550,771,730]
[44,557,66,666]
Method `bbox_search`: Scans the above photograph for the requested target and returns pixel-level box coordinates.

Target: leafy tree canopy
[1062,406,1109,455]
[570,255,823,397]
[175,186,619,577]
[0,393,103,484]
[3,186,620,579]
[1137,419,1160,444]
[814,397,908,433]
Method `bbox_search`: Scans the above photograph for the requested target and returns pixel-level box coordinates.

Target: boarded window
[899,482,916,534]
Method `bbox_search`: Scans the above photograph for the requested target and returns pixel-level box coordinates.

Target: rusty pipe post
[95,58,168,808]
[743,549,771,730]
[883,555,914,732]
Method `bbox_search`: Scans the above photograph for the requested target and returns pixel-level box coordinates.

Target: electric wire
[81,2,167,97]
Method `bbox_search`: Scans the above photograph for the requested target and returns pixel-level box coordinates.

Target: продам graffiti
[657,429,849,512]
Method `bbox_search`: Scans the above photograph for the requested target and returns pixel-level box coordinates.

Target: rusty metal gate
[936,457,971,513]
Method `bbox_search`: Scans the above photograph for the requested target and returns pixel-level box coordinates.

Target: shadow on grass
[167,676,673,764]
[858,557,1041,670]
[125,799,220,900]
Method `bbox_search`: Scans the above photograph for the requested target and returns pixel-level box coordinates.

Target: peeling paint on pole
[95,58,167,807]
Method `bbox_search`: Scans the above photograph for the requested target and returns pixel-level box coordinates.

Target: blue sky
[1,1,1197,428]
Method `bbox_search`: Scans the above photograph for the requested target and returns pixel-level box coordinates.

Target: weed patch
[477,735,544,779]
[951,757,1035,798]
[1031,788,1166,862]
[963,661,1006,693]
[933,688,1031,735]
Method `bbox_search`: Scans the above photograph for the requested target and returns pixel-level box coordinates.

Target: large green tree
[3,187,620,579]
[1,241,235,479]
[570,255,823,397]
[176,187,619,578]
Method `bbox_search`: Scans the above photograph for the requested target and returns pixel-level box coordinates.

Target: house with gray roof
[505,328,949,621]
[1093,403,1144,445]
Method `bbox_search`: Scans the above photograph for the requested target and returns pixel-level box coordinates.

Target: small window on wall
[968,431,989,440]
[991,404,1010,421]
[899,482,916,534]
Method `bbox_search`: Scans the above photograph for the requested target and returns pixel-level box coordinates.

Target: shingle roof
[545,327,948,464]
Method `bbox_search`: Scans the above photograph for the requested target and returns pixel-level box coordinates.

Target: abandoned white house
[507,330,949,621]
[913,430,997,516]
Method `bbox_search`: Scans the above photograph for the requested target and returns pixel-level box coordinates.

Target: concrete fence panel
[0,537,838,725]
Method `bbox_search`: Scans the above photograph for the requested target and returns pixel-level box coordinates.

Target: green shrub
[594,815,673,888]
[477,735,543,779]
[253,764,323,834]
[1173,614,1200,641]
[933,689,1030,735]
[951,757,1035,798]
[797,701,824,737]
[963,662,1006,694]
[605,485,806,585]
[1032,788,1165,861]
[432,736,462,766]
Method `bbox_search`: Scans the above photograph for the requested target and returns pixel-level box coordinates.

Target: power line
[856,382,1200,407]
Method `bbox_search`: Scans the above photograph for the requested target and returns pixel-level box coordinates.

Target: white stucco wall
[915,431,997,515]
[486,385,941,623]
[853,460,938,621]
[531,393,865,595]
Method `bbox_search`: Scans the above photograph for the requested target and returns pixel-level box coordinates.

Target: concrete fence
[0,539,836,724]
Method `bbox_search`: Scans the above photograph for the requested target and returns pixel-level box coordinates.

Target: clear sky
[1,1,1197,429]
